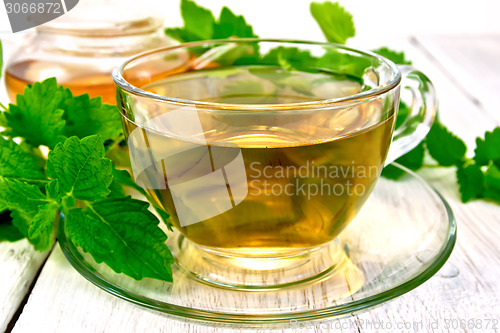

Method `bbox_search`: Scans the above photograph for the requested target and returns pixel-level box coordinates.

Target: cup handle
[385,65,437,165]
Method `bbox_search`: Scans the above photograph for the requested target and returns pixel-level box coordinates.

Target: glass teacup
[113,39,436,289]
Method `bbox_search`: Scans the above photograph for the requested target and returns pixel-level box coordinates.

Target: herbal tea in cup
[113,39,436,289]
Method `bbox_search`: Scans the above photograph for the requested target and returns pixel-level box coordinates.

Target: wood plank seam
[4,246,55,333]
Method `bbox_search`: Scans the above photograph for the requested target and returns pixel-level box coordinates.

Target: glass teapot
[4,0,172,104]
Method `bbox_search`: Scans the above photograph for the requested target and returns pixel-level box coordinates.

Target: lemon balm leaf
[0,209,24,243]
[0,137,46,181]
[381,165,405,180]
[317,50,371,81]
[395,102,410,129]
[28,202,59,251]
[1,77,121,146]
[457,163,485,203]
[165,0,215,42]
[62,94,122,142]
[474,128,500,166]
[484,163,500,202]
[0,177,55,249]
[65,197,174,281]
[426,120,467,166]
[3,78,66,148]
[45,179,62,200]
[382,142,425,179]
[111,167,148,197]
[0,226,24,242]
[107,178,127,198]
[310,1,355,44]
[165,0,257,42]
[372,47,412,65]
[0,216,24,242]
[213,7,256,39]
[164,27,200,43]
[46,135,113,201]
[0,178,48,222]
[262,47,319,73]
[112,167,172,230]
[181,0,216,40]
[396,141,425,170]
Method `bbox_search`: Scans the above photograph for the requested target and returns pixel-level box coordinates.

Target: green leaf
[202,43,260,67]
[165,1,256,42]
[45,179,61,200]
[457,163,484,202]
[213,7,256,39]
[10,211,30,239]
[164,27,201,43]
[153,206,171,230]
[0,137,46,181]
[310,1,355,44]
[262,47,319,73]
[2,77,121,147]
[46,135,113,201]
[112,167,172,229]
[317,50,371,80]
[382,142,425,179]
[222,80,267,102]
[395,102,410,129]
[399,141,426,170]
[380,166,404,180]
[474,127,500,166]
[62,94,122,141]
[65,197,174,281]
[0,223,24,243]
[426,120,467,166]
[484,162,500,202]
[4,78,67,148]
[107,178,127,198]
[372,47,412,65]
[0,177,53,249]
[0,209,25,243]
[28,202,59,251]
[0,112,6,127]
[112,167,147,197]
[180,0,216,40]
[0,177,48,220]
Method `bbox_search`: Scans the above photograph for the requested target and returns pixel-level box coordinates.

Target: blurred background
[158,0,500,39]
[2,0,500,39]
[1,0,499,125]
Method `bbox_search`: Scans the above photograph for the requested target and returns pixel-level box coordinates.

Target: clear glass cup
[113,39,436,289]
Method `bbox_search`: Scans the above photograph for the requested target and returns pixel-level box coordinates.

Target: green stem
[0,101,7,111]
[105,134,125,153]
[422,164,443,168]
[21,178,50,184]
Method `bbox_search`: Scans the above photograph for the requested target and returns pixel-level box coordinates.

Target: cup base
[173,234,365,292]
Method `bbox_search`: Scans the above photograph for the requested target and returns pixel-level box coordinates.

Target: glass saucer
[58,163,456,325]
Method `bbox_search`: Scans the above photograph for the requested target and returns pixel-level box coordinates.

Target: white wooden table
[1,34,500,333]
